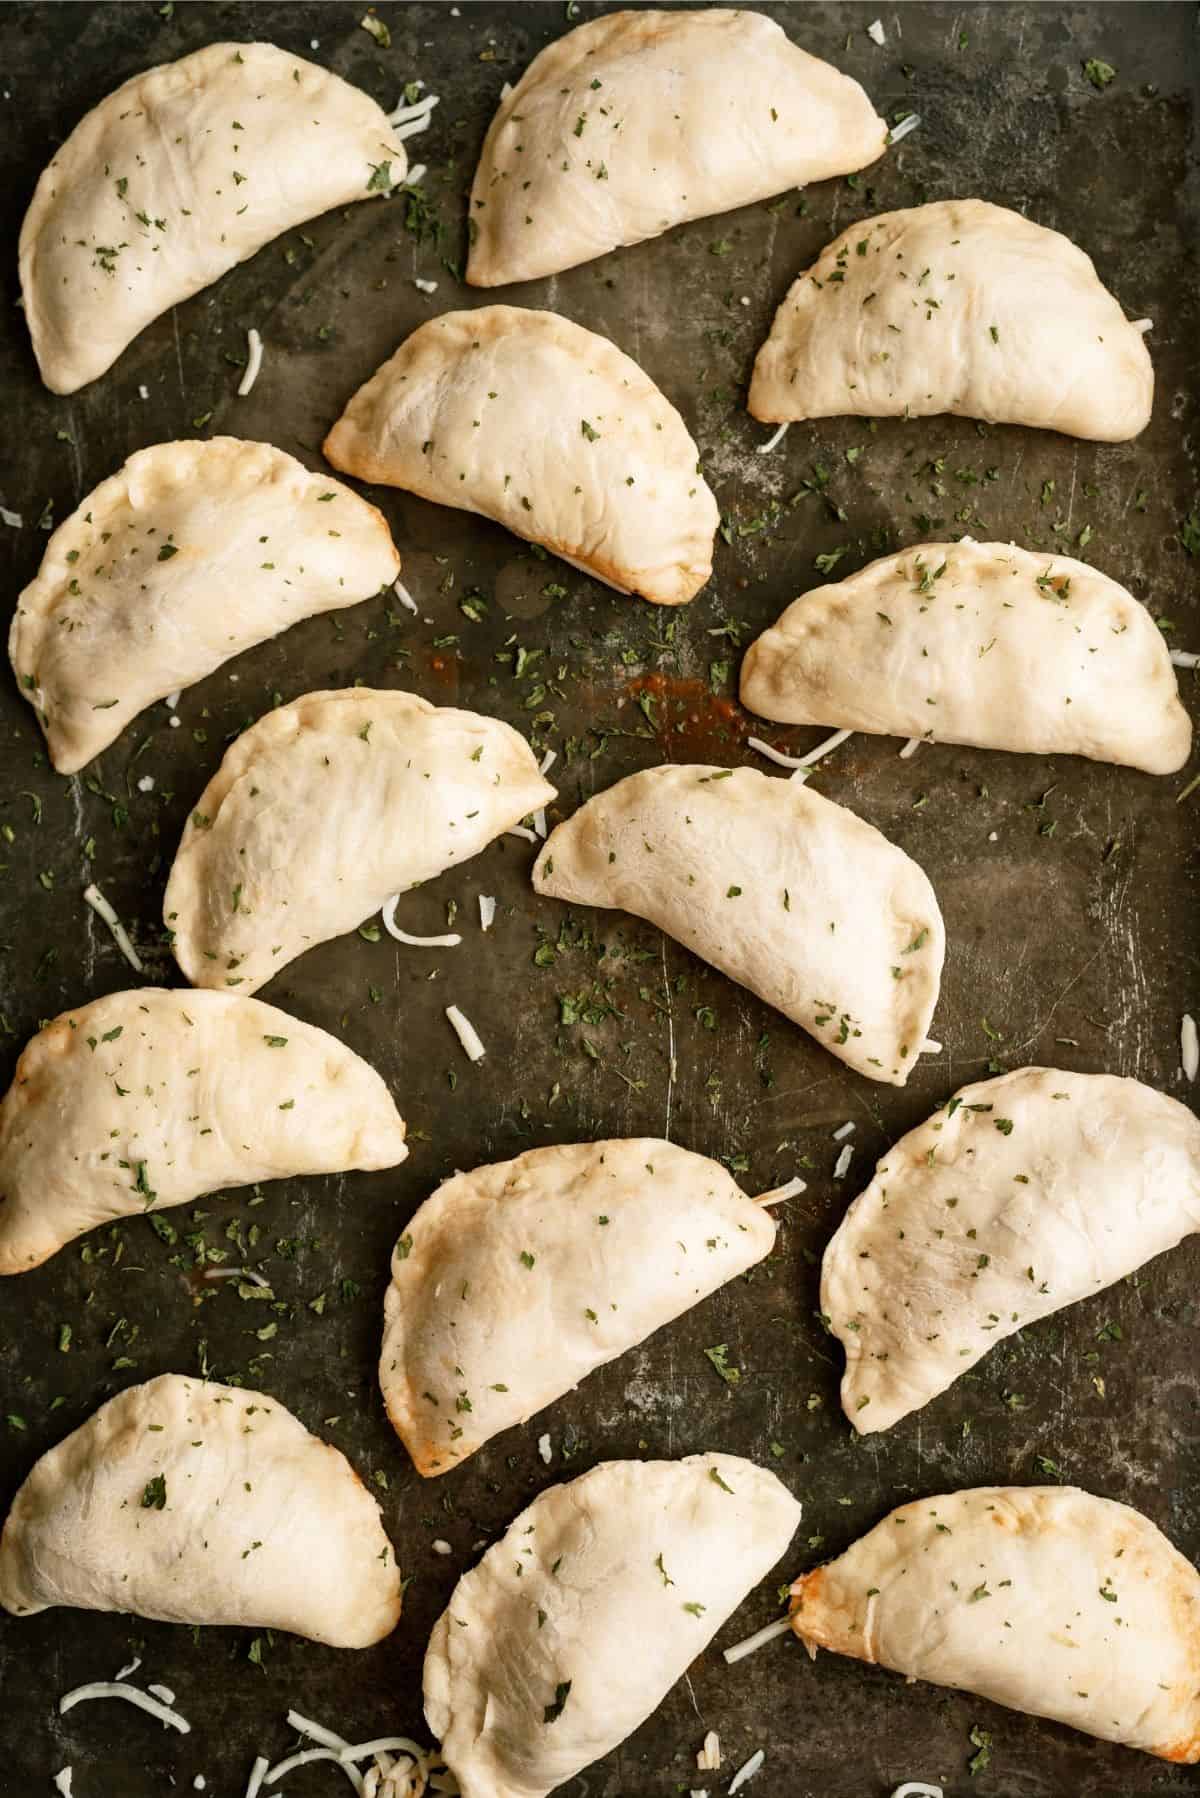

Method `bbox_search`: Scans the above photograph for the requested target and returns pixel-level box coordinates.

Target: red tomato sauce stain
[625,673,751,761]
[424,651,460,693]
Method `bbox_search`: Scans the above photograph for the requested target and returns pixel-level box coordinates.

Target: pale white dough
[425,1454,802,1798]
[10,438,400,773]
[0,987,407,1274]
[741,540,1190,774]
[0,1374,402,1647]
[381,1137,776,1474]
[323,307,719,605]
[750,200,1153,441]
[21,42,405,393]
[467,9,886,285]
[165,688,555,993]
[823,1067,1200,1432]
[791,1486,1200,1762]
[533,764,944,1084]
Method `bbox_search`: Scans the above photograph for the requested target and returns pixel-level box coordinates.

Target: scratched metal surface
[0,2,1196,1794]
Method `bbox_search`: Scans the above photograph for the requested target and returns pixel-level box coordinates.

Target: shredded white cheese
[538,748,557,776]
[888,111,921,145]
[446,1004,486,1061]
[203,1265,270,1287]
[405,161,427,187]
[147,1683,175,1704]
[388,92,439,126]
[59,1681,191,1734]
[538,1432,552,1464]
[53,1772,73,1798]
[339,1735,434,1764]
[83,883,144,973]
[1182,1013,1198,1083]
[921,1038,942,1054]
[382,893,461,948]
[753,1176,807,1206]
[728,1748,765,1792]
[114,1657,142,1681]
[747,736,808,771]
[756,422,790,455]
[0,505,22,528]
[258,1710,445,1798]
[867,17,886,43]
[832,1120,855,1141]
[264,1746,363,1791]
[390,93,441,140]
[288,1712,350,1750]
[1132,318,1154,335]
[500,80,513,99]
[136,775,155,793]
[1169,648,1199,669]
[696,1730,722,1770]
[138,384,150,401]
[891,1786,944,1798]
[478,894,496,931]
[723,1615,792,1664]
[792,728,853,769]
[899,737,922,758]
[432,1538,453,1555]
[833,1144,854,1180]
[194,1779,207,1791]
[413,277,439,295]
[165,690,182,712]
[237,327,264,397]
[532,807,548,840]
[393,578,419,615]
[507,824,539,844]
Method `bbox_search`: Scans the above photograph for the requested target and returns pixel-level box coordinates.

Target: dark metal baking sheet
[0,3,1196,1794]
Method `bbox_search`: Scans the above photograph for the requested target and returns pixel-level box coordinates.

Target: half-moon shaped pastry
[749,200,1153,441]
[0,988,407,1274]
[466,8,887,287]
[741,540,1191,775]
[790,1485,1200,1762]
[10,439,400,774]
[533,764,944,1084]
[381,1138,776,1475]
[165,688,554,993]
[0,1374,402,1647]
[425,1453,802,1798]
[822,1067,1200,1433]
[323,306,718,605]
[21,42,405,394]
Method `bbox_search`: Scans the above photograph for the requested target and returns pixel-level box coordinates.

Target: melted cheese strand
[243,1758,269,1798]
[728,1747,766,1791]
[747,736,808,771]
[756,422,790,454]
[446,1004,486,1061]
[381,894,461,948]
[722,1614,793,1664]
[792,727,853,769]
[59,1681,191,1733]
[887,111,921,145]
[753,1176,807,1206]
[264,1746,362,1791]
[237,328,263,396]
[82,883,143,972]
